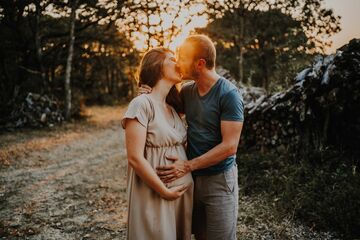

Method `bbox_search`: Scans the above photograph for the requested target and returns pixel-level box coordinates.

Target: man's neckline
[196,77,223,99]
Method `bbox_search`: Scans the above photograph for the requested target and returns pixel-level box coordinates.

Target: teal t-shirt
[180,77,244,176]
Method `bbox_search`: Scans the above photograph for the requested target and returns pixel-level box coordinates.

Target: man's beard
[182,66,199,80]
[191,67,200,80]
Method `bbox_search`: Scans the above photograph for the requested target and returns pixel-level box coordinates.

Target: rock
[240,38,360,154]
[217,65,267,106]
[2,92,64,129]
[40,113,47,123]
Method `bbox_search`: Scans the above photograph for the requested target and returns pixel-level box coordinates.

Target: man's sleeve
[220,89,244,122]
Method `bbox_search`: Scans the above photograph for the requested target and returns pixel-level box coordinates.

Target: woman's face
[162,52,182,84]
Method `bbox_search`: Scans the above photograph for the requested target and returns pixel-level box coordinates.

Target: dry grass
[0,105,127,167]
[84,105,125,127]
[237,194,339,240]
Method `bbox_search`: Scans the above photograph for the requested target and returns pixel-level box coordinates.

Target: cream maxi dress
[121,94,194,240]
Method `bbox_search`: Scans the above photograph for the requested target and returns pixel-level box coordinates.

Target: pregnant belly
[163,146,193,188]
[145,145,194,188]
[165,165,193,189]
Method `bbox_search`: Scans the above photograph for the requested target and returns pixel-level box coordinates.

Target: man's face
[176,42,199,80]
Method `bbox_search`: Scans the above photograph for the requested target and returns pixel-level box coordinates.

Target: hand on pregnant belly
[156,155,192,183]
[160,184,191,201]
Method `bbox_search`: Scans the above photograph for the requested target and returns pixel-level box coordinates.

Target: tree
[199,8,310,90]
[64,0,78,120]
[203,0,341,87]
[49,0,123,118]
[120,0,207,51]
[0,0,48,111]
[34,0,47,89]
[0,0,138,120]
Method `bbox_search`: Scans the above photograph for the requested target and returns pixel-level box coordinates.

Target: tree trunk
[34,0,47,92]
[237,5,245,85]
[111,67,117,97]
[64,0,78,120]
[260,52,269,91]
[106,63,111,94]
[262,75,269,92]
[263,62,269,91]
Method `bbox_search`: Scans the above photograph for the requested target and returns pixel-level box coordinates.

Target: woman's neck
[150,79,173,104]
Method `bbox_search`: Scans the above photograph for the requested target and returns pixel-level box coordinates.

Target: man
[142,34,244,240]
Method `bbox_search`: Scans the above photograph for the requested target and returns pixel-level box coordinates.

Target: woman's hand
[137,84,152,96]
[160,184,190,201]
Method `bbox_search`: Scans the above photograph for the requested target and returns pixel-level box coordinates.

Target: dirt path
[0,105,339,240]
[0,106,128,239]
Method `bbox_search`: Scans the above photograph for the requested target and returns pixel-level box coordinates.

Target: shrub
[237,148,360,239]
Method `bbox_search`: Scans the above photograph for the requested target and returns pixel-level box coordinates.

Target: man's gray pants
[192,163,239,240]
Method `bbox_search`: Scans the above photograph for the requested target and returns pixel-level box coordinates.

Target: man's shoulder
[180,80,195,95]
[218,77,239,96]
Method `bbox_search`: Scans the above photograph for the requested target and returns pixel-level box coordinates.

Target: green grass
[237,148,360,239]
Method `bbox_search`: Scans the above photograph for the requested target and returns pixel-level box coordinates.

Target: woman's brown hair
[137,47,182,113]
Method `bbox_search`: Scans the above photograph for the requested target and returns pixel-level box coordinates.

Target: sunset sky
[128,0,360,53]
[324,0,360,53]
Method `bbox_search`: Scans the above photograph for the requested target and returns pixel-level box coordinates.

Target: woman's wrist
[158,184,169,198]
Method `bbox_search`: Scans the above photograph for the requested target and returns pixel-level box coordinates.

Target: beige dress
[121,94,194,240]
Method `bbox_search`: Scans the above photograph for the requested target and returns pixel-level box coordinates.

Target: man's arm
[189,120,243,170]
[157,87,244,183]
[157,120,243,183]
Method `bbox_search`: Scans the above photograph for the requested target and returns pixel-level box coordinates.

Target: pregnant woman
[121,47,193,240]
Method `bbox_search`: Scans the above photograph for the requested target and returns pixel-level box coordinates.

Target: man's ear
[197,59,206,69]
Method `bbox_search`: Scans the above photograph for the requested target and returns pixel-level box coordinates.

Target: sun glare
[125,2,208,52]
[169,15,208,50]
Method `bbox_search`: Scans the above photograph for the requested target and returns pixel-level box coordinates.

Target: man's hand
[156,156,192,183]
[137,84,152,96]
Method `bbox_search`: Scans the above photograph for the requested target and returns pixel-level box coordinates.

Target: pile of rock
[240,39,360,154]
[3,93,64,129]
[216,66,267,105]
